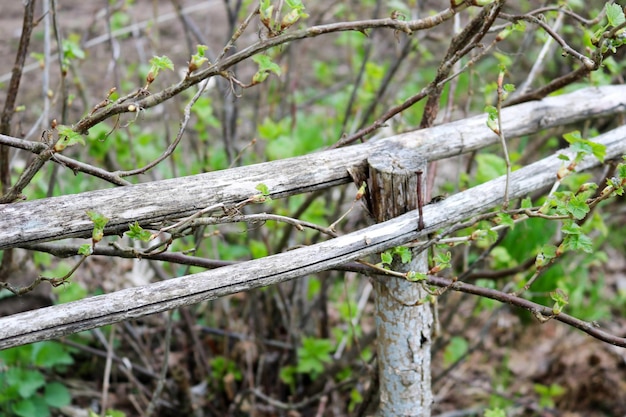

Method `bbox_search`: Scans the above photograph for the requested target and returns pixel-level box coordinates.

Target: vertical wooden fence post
[366,148,433,416]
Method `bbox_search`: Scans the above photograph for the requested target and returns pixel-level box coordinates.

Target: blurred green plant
[0,343,73,417]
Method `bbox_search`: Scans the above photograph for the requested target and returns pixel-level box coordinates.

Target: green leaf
[443,336,468,366]
[550,288,568,305]
[44,382,71,408]
[380,251,393,266]
[496,213,514,229]
[484,105,498,133]
[285,0,306,9]
[149,55,174,72]
[503,83,515,93]
[32,342,74,368]
[78,244,93,256]
[588,141,606,163]
[521,197,532,209]
[86,211,109,229]
[87,211,109,243]
[104,409,127,417]
[252,54,282,84]
[541,244,557,259]
[484,408,507,417]
[434,251,452,269]
[606,3,626,27]
[297,337,333,378]
[189,45,209,71]
[618,163,626,180]
[54,125,85,151]
[255,183,270,196]
[194,44,208,58]
[563,233,593,253]
[565,194,589,220]
[563,130,606,162]
[536,244,557,268]
[62,38,85,60]
[14,369,46,398]
[394,246,412,264]
[561,221,581,235]
[125,222,152,242]
[12,399,40,417]
[562,130,583,144]
[249,240,268,259]
[279,365,297,386]
[475,153,506,183]
[406,271,427,281]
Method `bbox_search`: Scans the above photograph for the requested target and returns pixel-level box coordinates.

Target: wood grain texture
[1,124,625,349]
[0,86,625,249]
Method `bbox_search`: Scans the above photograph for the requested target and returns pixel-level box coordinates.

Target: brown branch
[462,256,536,281]
[527,5,607,26]
[0,0,37,279]
[0,141,56,204]
[73,3,473,134]
[504,65,591,106]
[0,134,131,186]
[0,0,36,172]
[21,238,626,348]
[114,77,206,177]
[421,0,505,129]
[331,1,505,149]
[500,13,595,69]
[423,274,626,347]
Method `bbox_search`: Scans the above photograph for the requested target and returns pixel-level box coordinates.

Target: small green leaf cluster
[88,409,126,417]
[559,130,606,171]
[588,4,626,54]
[78,211,109,255]
[484,408,507,417]
[188,45,209,74]
[252,182,272,203]
[430,250,452,274]
[61,35,85,75]
[443,336,468,366]
[260,0,309,37]
[252,54,282,85]
[0,342,73,417]
[209,356,242,390]
[125,221,152,242]
[280,337,333,389]
[533,383,566,409]
[146,55,174,87]
[54,125,85,152]
[379,246,412,268]
[550,288,569,315]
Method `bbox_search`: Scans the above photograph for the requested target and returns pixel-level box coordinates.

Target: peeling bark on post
[367,148,433,416]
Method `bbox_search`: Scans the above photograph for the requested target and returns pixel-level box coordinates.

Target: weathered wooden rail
[0,86,624,249]
[0,86,625,349]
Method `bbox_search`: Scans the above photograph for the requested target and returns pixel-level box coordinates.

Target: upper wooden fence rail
[0,85,625,349]
[0,86,625,250]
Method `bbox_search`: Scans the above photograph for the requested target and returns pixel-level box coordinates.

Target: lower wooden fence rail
[1,124,625,349]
